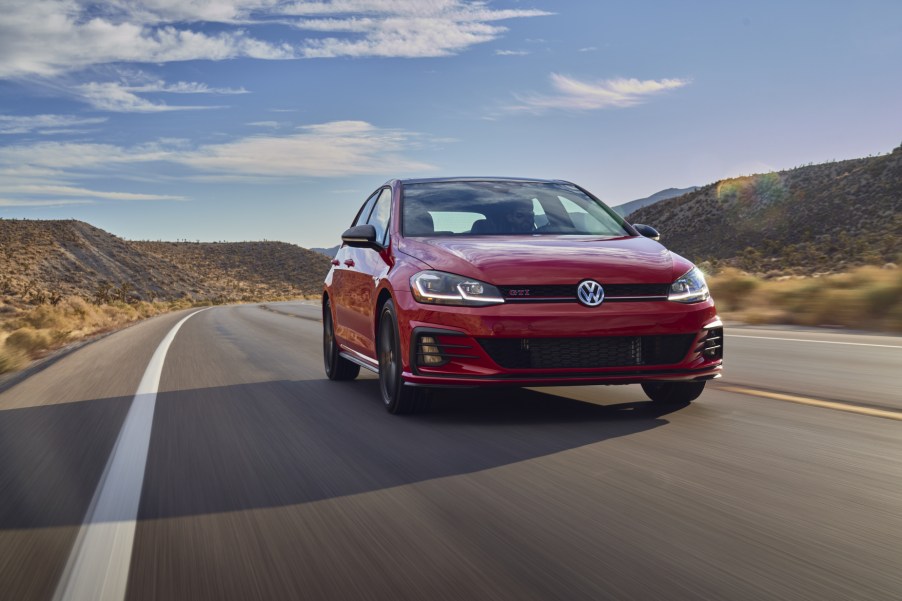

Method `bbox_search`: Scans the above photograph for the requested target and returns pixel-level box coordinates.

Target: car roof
[395,176,573,186]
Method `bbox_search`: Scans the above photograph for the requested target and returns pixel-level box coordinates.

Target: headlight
[411,270,504,306]
[668,267,709,303]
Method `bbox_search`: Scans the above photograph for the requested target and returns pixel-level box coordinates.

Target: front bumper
[393,290,723,387]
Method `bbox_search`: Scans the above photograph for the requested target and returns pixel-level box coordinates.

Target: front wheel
[641,381,706,403]
[378,300,427,414]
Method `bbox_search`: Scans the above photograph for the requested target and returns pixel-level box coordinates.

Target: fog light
[419,335,444,365]
[703,328,723,359]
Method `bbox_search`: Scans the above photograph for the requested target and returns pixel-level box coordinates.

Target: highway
[0,302,900,601]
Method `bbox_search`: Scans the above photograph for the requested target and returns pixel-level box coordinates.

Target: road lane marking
[719,385,902,422]
[726,334,902,349]
[53,308,210,601]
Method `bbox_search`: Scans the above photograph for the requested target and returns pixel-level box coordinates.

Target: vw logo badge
[577,280,605,307]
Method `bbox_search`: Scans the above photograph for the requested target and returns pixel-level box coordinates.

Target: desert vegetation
[1,219,332,375]
[0,296,192,374]
[707,265,902,332]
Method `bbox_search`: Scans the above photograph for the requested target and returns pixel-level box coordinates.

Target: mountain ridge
[613,186,699,217]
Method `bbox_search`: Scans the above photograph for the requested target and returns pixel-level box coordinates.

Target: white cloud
[0,114,107,135]
[75,82,226,112]
[0,1,548,78]
[294,4,550,59]
[4,185,185,201]
[0,198,95,207]
[0,121,435,206]
[496,50,529,56]
[128,80,249,94]
[183,120,434,176]
[511,73,690,113]
[0,1,296,79]
[247,121,281,128]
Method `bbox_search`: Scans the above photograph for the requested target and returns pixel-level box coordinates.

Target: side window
[367,188,392,246]
[352,190,380,227]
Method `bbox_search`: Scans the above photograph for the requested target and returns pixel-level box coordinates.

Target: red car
[323,178,722,414]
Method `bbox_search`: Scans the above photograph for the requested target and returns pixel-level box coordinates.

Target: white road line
[725,334,902,349]
[53,308,209,601]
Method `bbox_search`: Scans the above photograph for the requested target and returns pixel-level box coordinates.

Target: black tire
[323,300,360,381]
[378,300,427,414]
[641,381,706,403]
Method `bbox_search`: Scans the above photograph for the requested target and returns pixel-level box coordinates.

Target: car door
[340,187,393,358]
[332,190,379,347]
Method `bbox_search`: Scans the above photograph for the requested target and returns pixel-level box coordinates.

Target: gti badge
[577,280,605,307]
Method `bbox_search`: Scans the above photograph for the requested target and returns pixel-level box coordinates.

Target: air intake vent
[477,335,694,369]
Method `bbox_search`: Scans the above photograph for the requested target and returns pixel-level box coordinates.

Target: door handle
[343,259,355,267]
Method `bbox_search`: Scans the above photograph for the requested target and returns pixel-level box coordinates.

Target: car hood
[397,235,683,285]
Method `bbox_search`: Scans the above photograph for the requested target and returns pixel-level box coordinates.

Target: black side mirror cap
[633,223,661,241]
[341,224,380,248]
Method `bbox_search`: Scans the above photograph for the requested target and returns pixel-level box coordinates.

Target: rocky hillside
[627,144,902,275]
[0,219,330,304]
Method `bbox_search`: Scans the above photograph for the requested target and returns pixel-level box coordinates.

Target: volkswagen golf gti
[323,177,723,414]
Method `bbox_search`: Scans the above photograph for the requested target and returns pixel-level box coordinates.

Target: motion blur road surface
[1,302,900,601]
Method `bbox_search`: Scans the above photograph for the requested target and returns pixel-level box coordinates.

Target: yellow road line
[718,386,902,422]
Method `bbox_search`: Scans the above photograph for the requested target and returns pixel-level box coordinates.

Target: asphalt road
[0,302,900,601]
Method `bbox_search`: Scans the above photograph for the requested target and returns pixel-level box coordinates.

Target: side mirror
[633,223,661,241]
[341,224,380,248]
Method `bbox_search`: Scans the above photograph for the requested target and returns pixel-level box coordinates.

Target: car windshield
[401,181,632,237]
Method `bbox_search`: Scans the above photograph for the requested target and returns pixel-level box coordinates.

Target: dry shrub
[715,265,902,331]
[0,332,22,374]
[708,268,759,311]
[793,288,870,327]
[0,345,26,374]
[19,304,68,330]
[6,327,54,355]
[885,302,902,332]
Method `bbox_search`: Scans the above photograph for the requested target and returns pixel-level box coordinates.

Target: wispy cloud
[510,73,690,113]
[0,198,95,207]
[0,114,107,135]
[4,185,185,201]
[0,1,549,79]
[183,120,434,177]
[496,50,529,56]
[126,80,248,94]
[294,4,550,59]
[75,82,228,112]
[0,121,435,205]
[0,1,296,79]
[247,121,281,128]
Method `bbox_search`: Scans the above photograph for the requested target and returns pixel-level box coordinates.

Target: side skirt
[339,349,379,373]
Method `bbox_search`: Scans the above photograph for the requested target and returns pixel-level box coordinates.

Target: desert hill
[0,219,330,304]
[627,144,902,274]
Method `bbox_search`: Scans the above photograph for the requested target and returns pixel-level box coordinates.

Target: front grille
[498,283,670,302]
[478,335,695,369]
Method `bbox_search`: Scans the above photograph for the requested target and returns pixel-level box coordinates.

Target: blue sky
[0,0,900,248]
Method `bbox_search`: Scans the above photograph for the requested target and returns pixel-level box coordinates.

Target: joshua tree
[94,282,113,304]
[116,282,134,303]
